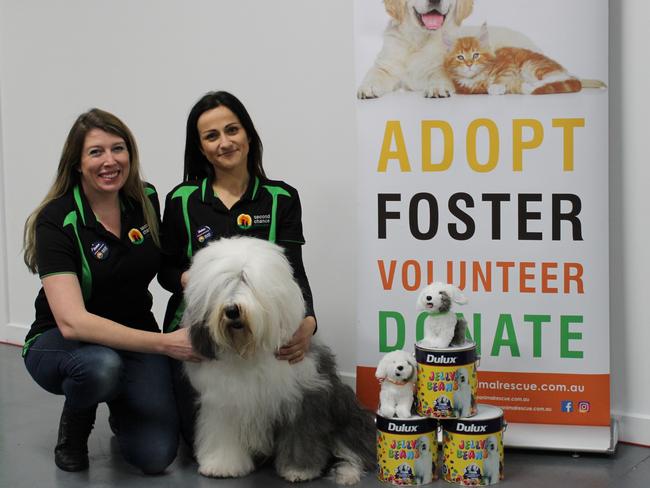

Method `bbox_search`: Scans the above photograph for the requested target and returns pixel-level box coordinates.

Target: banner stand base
[502,418,618,453]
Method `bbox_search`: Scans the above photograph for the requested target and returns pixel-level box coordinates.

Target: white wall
[0,0,648,446]
[0,0,357,370]
[609,0,650,446]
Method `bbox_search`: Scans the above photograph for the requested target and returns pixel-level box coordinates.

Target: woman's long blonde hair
[23,108,160,273]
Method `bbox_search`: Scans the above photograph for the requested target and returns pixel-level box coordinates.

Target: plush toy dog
[416,282,468,349]
[375,350,417,418]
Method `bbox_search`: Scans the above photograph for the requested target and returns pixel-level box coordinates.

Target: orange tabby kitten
[443,24,581,95]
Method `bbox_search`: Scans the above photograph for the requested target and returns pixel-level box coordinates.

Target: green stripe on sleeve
[63,210,92,301]
[171,186,199,259]
[262,185,291,243]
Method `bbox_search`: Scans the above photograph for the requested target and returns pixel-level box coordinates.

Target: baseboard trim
[339,371,356,391]
[0,322,27,346]
[612,410,650,447]
[0,324,362,392]
[5,323,646,446]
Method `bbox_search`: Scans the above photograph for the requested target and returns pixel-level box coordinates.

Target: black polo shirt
[24,183,162,353]
[159,176,314,332]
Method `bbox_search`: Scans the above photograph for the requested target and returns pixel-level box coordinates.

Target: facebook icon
[561,401,574,413]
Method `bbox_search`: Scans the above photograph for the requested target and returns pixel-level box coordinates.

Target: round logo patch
[237,213,252,230]
[196,225,213,243]
[128,228,144,245]
[90,241,109,260]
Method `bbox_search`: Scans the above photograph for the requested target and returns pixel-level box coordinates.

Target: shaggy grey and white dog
[182,236,375,485]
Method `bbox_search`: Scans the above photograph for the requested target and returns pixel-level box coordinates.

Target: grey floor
[1,343,649,488]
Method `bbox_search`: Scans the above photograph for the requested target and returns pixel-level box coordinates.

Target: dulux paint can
[376,414,438,485]
[415,342,478,419]
[440,404,506,486]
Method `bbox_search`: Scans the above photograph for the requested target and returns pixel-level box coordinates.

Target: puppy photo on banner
[354,0,610,451]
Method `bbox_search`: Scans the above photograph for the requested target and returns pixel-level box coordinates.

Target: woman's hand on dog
[162,328,203,362]
[276,316,316,364]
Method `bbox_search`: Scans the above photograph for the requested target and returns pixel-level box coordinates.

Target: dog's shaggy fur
[413,435,434,484]
[375,350,417,418]
[482,435,501,484]
[452,366,473,418]
[416,282,468,349]
[182,237,375,485]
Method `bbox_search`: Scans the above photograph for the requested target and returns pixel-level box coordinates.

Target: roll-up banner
[354,0,612,451]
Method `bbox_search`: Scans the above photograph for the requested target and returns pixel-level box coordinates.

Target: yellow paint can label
[376,415,438,485]
[415,343,478,419]
[441,405,505,485]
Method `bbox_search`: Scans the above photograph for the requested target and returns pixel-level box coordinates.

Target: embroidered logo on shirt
[90,241,110,260]
[237,214,252,230]
[196,225,213,243]
[253,214,271,226]
[128,228,144,245]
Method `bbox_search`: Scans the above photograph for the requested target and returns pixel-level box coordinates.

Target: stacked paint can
[376,415,438,485]
[415,341,506,486]
[376,342,505,485]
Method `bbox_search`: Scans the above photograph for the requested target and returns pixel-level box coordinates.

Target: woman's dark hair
[184,91,265,182]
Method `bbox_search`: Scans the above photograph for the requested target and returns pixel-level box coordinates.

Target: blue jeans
[24,327,179,474]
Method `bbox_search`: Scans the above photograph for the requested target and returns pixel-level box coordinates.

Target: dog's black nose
[396,365,404,371]
[224,305,240,320]
[426,295,432,301]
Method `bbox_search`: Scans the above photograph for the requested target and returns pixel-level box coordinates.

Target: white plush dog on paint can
[416,282,468,349]
[375,350,417,418]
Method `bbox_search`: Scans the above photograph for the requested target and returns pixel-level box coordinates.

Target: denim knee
[123,436,178,475]
[64,347,123,407]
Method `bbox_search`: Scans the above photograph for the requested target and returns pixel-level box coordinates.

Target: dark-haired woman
[22,109,200,474]
[159,91,316,448]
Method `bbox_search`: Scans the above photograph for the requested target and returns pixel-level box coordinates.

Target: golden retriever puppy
[357,0,539,99]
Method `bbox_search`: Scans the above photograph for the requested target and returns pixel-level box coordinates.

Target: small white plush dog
[452,366,473,418]
[416,282,468,349]
[375,350,417,418]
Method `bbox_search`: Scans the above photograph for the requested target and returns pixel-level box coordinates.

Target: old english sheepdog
[182,237,375,485]
[416,282,468,349]
[452,367,473,418]
[375,350,417,418]
[482,435,501,484]
[413,435,434,484]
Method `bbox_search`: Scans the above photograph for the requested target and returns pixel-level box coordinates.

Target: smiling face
[409,0,452,30]
[197,105,250,178]
[79,128,130,199]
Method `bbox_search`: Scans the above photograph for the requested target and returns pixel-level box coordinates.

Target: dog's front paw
[277,466,322,483]
[357,69,399,99]
[423,80,455,98]
[197,453,254,478]
[418,338,449,349]
[378,405,396,418]
[332,462,363,485]
[396,406,412,418]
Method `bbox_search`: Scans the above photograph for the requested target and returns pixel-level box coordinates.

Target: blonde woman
[22,109,199,474]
